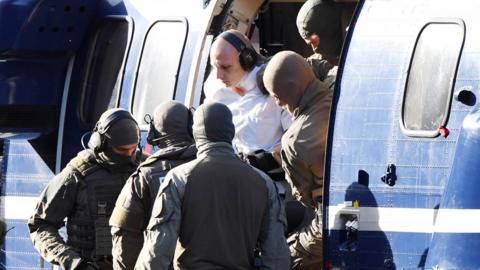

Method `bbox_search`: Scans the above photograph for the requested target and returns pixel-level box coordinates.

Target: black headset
[145,107,194,146]
[88,109,137,152]
[217,32,258,71]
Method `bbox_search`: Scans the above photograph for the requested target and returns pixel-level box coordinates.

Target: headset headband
[219,32,248,53]
[95,110,136,134]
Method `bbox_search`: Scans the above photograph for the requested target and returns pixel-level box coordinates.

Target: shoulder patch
[68,155,100,178]
[139,154,161,168]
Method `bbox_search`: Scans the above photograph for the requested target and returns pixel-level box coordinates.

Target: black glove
[246,150,277,172]
[244,150,285,181]
[77,260,100,270]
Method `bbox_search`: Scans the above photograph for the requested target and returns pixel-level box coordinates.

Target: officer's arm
[282,140,318,207]
[285,90,331,206]
[305,54,334,82]
[134,172,184,270]
[254,169,290,270]
[110,172,148,270]
[27,171,84,269]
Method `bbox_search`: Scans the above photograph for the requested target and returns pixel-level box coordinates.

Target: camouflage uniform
[281,79,332,269]
[28,149,142,270]
[135,102,290,270]
[109,144,196,270]
[306,53,337,90]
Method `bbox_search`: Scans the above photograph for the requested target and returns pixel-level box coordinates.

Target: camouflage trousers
[287,207,323,270]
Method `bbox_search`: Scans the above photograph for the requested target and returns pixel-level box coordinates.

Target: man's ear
[285,80,303,107]
[310,34,321,49]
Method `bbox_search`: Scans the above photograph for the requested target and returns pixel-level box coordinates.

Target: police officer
[135,102,290,270]
[28,108,144,270]
[263,51,332,270]
[109,101,196,270]
[296,0,343,89]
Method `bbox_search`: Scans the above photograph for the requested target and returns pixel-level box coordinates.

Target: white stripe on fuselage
[3,196,480,234]
[4,196,39,220]
[328,205,480,233]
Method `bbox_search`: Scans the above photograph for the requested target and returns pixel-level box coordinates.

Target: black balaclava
[263,50,315,114]
[96,108,140,166]
[192,102,235,145]
[149,100,193,148]
[296,0,342,59]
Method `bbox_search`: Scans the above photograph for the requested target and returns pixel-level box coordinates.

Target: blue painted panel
[0,59,67,105]
[0,0,36,51]
[426,233,480,269]
[325,231,431,269]
[436,108,480,210]
[425,109,480,268]
[3,141,54,197]
[2,140,54,269]
[326,0,480,268]
[2,220,53,269]
[1,1,209,269]
[0,0,99,53]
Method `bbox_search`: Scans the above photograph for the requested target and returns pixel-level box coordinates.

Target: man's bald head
[210,30,252,87]
[215,29,253,50]
[263,51,315,114]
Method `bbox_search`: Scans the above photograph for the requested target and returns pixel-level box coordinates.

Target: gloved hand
[244,150,285,181]
[77,259,100,270]
[248,150,278,172]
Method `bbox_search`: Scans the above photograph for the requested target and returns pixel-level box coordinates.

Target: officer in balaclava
[28,108,144,270]
[296,0,343,89]
[109,101,197,270]
[135,102,290,270]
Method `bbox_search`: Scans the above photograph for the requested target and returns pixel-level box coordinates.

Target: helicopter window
[132,19,188,125]
[401,19,465,137]
[80,17,133,128]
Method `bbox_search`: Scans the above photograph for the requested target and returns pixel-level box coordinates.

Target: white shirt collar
[235,65,263,94]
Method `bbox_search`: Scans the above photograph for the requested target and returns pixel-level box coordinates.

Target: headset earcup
[89,109,137,151]
[88,132,103,151]
[239,51,248,70]
[146,122,157,145]
[240,48,257,71]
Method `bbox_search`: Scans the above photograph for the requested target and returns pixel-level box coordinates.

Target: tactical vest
[139,152,194,220]
[109,146,196,235]
[65,152,134,260]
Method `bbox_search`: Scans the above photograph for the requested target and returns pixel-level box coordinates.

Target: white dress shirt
[204,65,292,155]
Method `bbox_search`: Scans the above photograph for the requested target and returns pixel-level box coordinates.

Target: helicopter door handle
[381,164,396,186]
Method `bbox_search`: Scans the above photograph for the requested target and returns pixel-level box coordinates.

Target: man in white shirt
[205,29,291,180]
